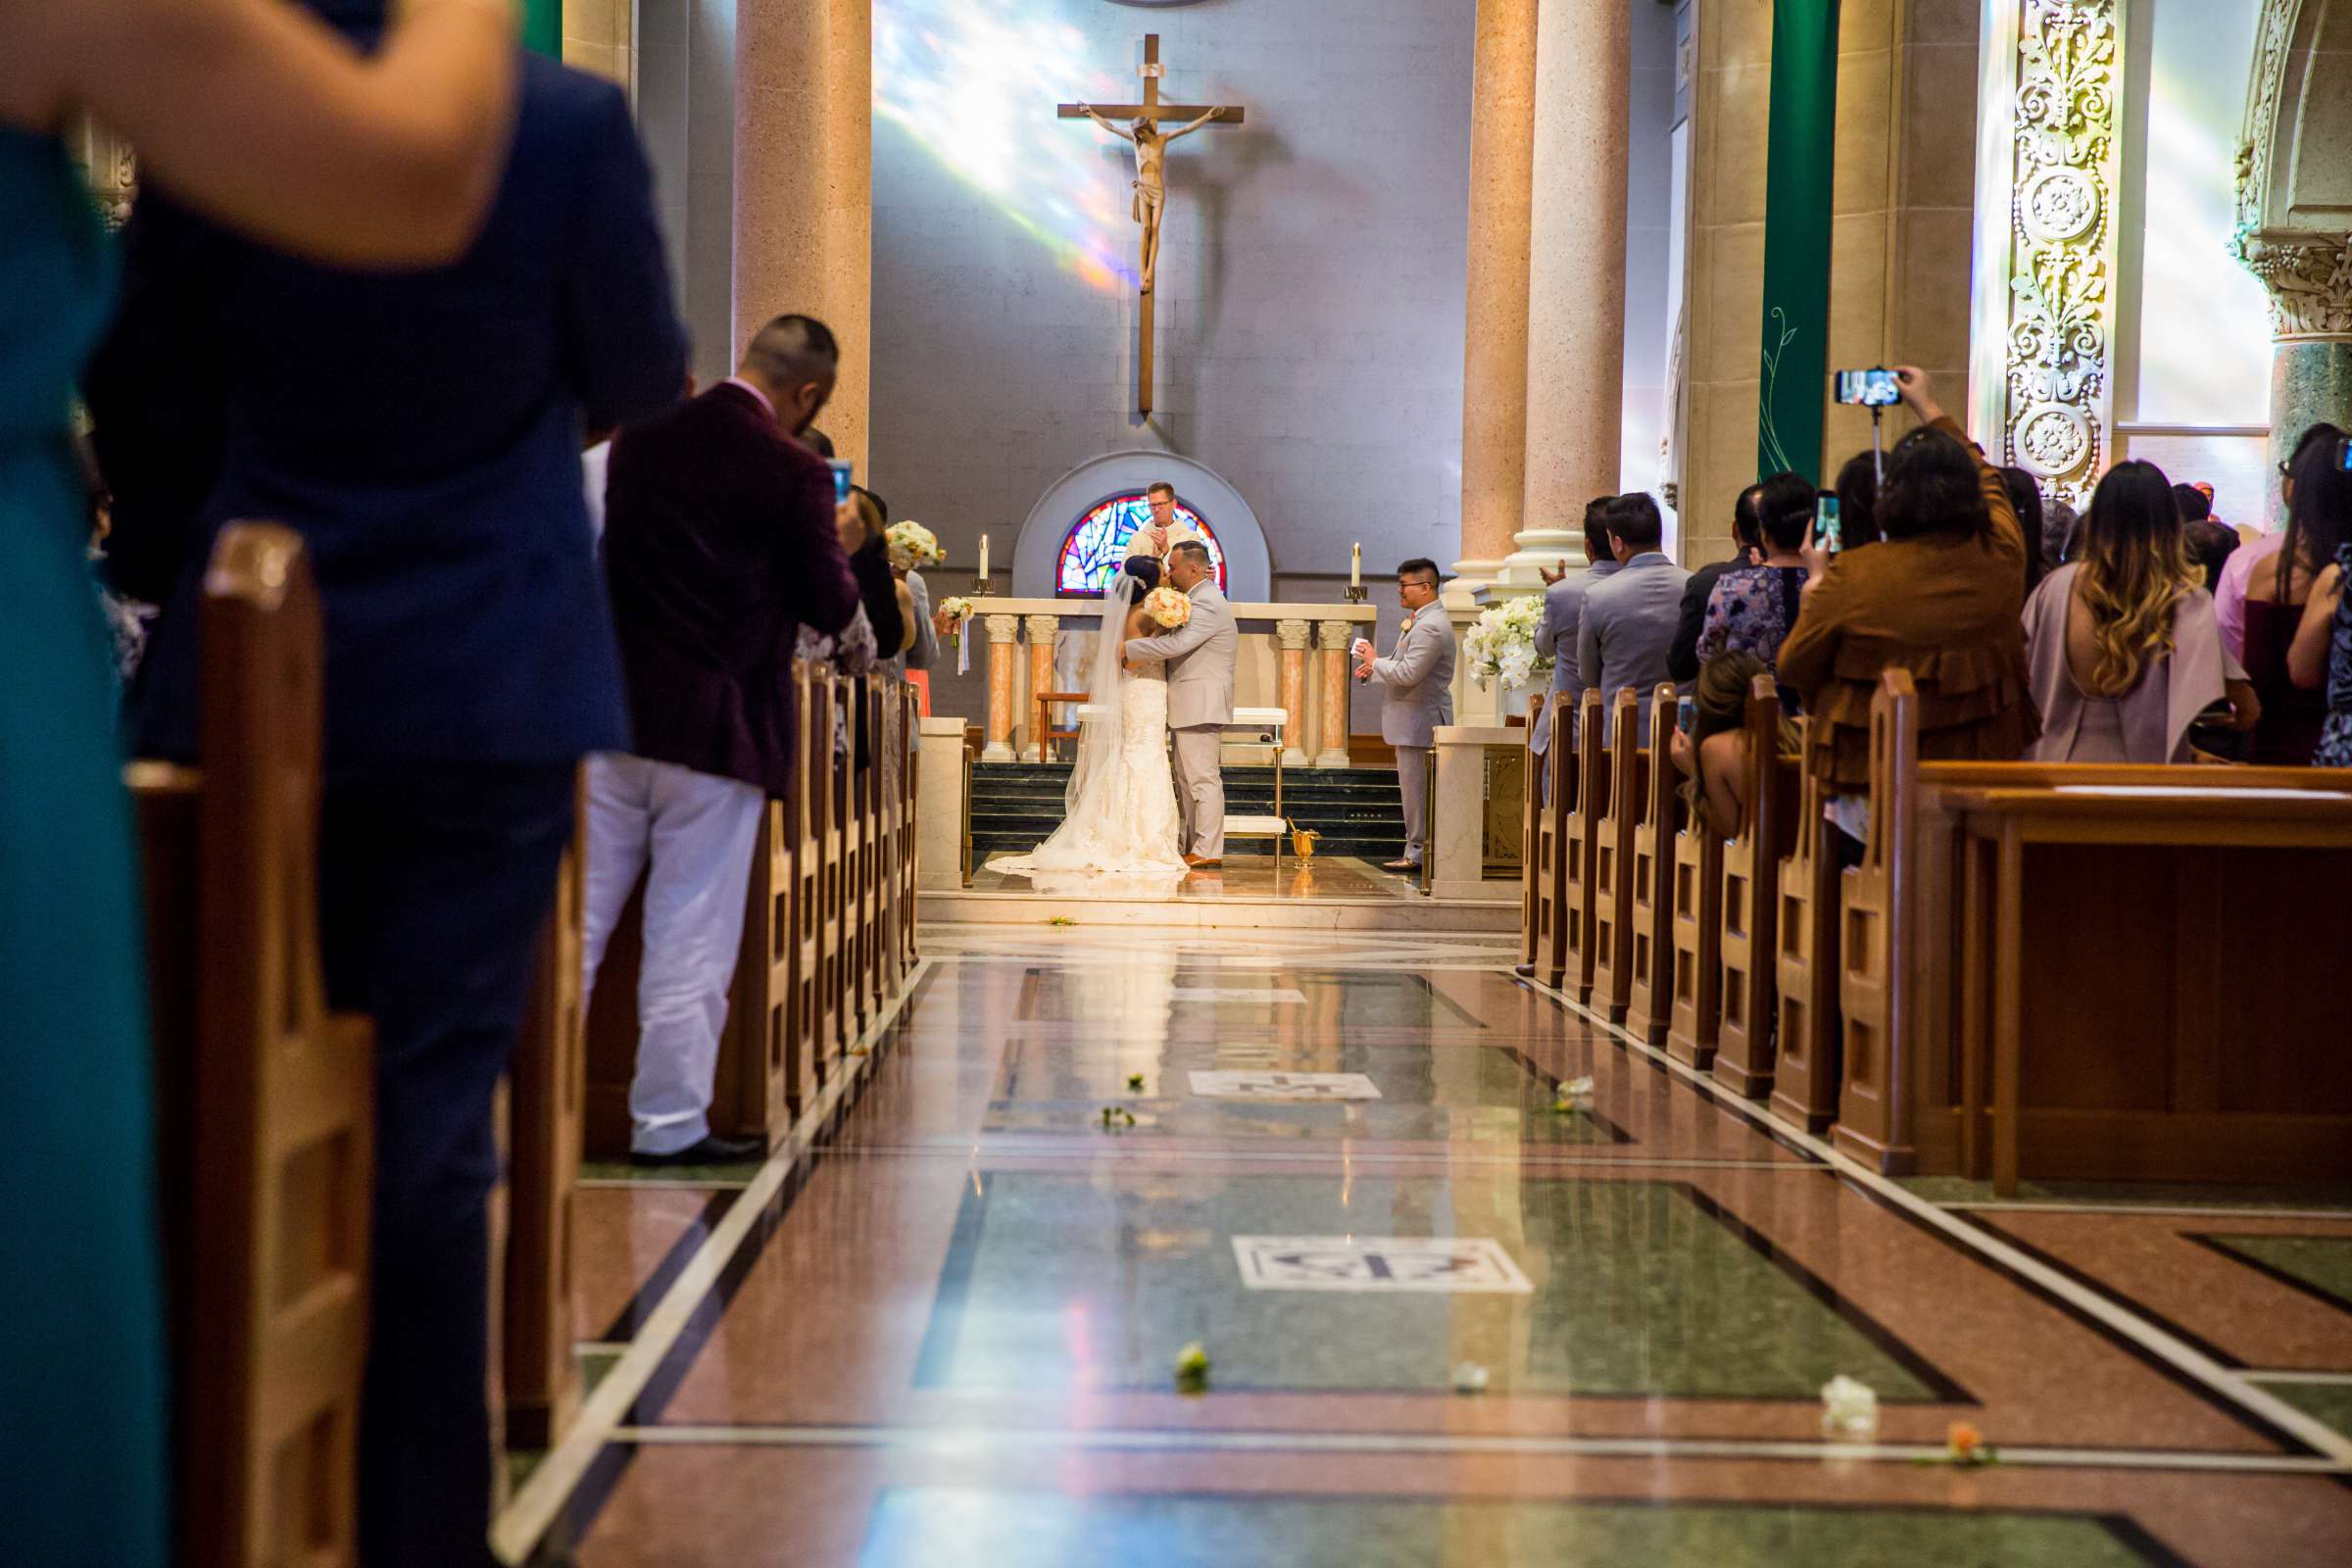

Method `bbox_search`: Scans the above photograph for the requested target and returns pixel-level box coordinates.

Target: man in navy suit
[88,5,687,1559]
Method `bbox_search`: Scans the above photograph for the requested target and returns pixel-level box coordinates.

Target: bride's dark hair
[1122,556,1162,592]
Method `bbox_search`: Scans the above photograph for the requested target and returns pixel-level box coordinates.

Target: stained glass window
[1054,493,1227,596]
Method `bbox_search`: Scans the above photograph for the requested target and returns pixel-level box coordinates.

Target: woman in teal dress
[1,4,519,1559]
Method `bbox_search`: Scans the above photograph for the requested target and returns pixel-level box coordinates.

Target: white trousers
[579,753,765,1154]
[1170,726,1225,858]
[1396,745,1431,863]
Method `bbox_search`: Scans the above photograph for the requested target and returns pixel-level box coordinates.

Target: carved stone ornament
[2236,233,2352,342]
[2231,0,2352,343]
[1995,0,2123,505]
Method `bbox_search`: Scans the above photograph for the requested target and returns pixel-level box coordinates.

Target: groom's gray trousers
[1171,726,1226,858]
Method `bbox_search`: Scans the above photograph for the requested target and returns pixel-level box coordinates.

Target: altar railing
[960,597,1378,765]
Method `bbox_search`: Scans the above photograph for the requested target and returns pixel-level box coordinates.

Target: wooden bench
[1560,690,1606,1004]
[1712,677,1799,1100]
[504,815,585,1450]
[130,523,372,1568]
[1524,694,1576,988]
[1664,718,1726,1070]
[1590,688,1646,1023]
[1770,721,1843,1133]
[1834,669,2352,1189]
[1623,685,1680,1047]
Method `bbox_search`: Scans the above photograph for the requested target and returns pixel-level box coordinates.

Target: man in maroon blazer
[588,314,868,1164]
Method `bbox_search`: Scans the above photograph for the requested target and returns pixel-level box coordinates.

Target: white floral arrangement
[936,595,975,643]
[884,519,946,570]
[1461,594,1553,692]
[1142,586,1194,629]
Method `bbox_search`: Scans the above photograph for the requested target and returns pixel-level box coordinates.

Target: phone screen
[2337,436,2352,473]
[829,460,855,503]
[1835,369,1900,407]
[1676,696,1696,735]
[1815,494,1842,555]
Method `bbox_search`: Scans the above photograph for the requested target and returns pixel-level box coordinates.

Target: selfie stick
[1871,405,1886,490]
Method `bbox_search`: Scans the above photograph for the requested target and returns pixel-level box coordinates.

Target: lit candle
[978,532,990,585]
[1349,543,1361,589]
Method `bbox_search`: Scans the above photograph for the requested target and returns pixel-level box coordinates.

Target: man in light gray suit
[1353,559,1455,871]
[1576,493,1690,750]
[1124,541,1238,866]
[1530,496,1621,800]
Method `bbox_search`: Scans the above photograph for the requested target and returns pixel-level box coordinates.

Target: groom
[1125,541,1237,868]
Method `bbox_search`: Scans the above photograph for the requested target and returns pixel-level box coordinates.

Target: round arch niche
[1009,451,1272,602]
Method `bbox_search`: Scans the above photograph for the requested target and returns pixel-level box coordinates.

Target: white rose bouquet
[936,595,975,645]
[1461,595,1552,692]
[884,519,946,570]
[1142,586,1193,630]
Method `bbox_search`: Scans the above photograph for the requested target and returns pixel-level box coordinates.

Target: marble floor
[509,929,2352,1566]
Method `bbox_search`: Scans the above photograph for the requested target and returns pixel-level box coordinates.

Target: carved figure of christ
[1076,101,1223,293]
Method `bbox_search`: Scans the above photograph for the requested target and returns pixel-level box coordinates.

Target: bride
[986,557,1189,878]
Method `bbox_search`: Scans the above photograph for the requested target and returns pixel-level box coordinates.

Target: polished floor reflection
[507,930,2352,1567]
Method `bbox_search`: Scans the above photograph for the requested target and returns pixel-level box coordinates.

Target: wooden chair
[130,523,373,1568]
[1560,690,1607,1004]
[1624,685,1681,1047]
[1711,677,1798,1100]
[1526,695,1577,987]
[505,811,586,1451]
[1034,690,1087,762]
[1770,719,1844,1133]
[1836,669,2352,1186]
[1589,688,1646,1023]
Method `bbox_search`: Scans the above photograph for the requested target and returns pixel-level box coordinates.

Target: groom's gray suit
[1126,579,1238,858]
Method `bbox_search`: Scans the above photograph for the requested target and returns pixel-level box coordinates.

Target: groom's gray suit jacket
[1127,581,1238,730]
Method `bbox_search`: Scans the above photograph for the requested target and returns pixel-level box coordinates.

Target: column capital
[2235,230,2352,342]
[1275,618,1312,651]
[1022,612,1062,640]
[1317,619,1358,652]
[985,613,1021,644]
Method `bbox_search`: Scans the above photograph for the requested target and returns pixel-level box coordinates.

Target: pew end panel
[1625,685,1681,1046]
[1590,688,1646,1024]
[1561,690,1606,1004]
[1770,719,1844,1135]
[1712,677,1795,1101]
[1530,694,1576,989]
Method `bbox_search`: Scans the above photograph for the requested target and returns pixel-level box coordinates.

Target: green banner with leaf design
[1755,0,1840,485]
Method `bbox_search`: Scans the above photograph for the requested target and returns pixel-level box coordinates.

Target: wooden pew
[1560,690,1606,1004]
[1590,688,1646,1023]
[1665,710,1726,1069]
[505,817,585,1450]
[791,662,837,1096]
[1624,685,1681,1046]
[130,523,373,1568]
[1711,677,1800,1100]
[891,679,921,981]
[816,667,851,1065]
[1836,668,2352,1187]
[1526,694,1576,988]
[1770,721,1844,1133]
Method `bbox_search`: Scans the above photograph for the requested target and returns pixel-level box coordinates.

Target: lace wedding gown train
[987,613,1188,879]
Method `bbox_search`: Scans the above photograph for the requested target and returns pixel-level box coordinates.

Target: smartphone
[828,459,854,504]
[2337,435,2352,472]
[1815,493,1842,554]
[1834,368,1901,407]
[1676,696,1696,736]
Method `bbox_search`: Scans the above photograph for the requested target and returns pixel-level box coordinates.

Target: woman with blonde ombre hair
[2021,460,2258,762]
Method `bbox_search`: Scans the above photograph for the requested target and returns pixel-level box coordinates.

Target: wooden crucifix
[1058,33,1246,416]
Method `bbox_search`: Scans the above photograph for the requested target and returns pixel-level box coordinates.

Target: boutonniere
[1398,613,1416,634]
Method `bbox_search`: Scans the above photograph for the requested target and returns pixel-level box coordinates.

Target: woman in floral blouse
[1693,469,1816,671]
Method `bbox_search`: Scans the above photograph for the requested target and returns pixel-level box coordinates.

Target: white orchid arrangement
[1461,594,1553,692]
[885,519,947,570]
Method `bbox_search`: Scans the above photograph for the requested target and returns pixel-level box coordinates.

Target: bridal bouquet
[1142,586,1193,629]
[936,595,975,645]
[884,519,946,570]
[1462,594,1553,692]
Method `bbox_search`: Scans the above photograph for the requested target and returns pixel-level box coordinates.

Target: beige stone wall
[564,0,633,91]
[1678,0,1977,565]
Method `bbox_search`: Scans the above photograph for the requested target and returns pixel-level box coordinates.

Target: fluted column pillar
[1275,619,1312,767]
[1022,613,1060,762]
[735,0,871,468]
[1453,0,1540,592]
[982,613,1020,762]
[1501,0,1631,588]
[1315,621,1355,768]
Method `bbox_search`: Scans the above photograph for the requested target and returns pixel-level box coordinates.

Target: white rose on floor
[1820,1374,1879,1438]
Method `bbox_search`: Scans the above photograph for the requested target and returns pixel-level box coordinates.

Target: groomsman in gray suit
[1354,559,1455,872]
[1577,493,1690,749]
[1529,496,1621,799]
[1125,541,1239,867]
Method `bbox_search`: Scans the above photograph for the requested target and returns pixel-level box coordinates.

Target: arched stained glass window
[1054,493,1228,597]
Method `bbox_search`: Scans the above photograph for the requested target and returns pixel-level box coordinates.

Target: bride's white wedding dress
[987,576,1188,880]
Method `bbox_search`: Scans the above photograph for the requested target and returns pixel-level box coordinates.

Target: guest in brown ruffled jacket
[1777,366,2038,844]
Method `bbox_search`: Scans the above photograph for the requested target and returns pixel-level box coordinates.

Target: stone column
[735,0,871,468]
[981,614,1020,762]
[1275,619,1312,767]
[1022,613,1060,763]
[1454,0,1541,591]
[1315,621,1356,768]
[2240,234,2352,518]
[1501,0,1632,588]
